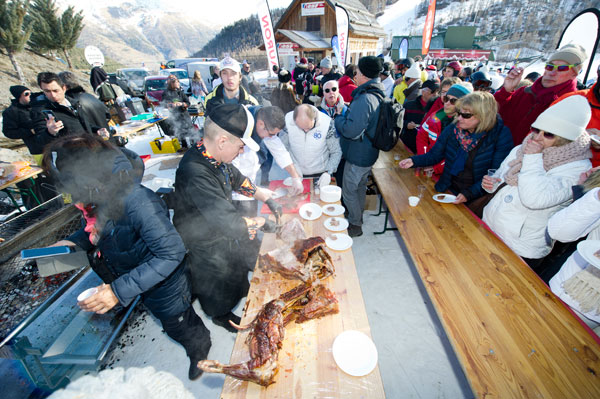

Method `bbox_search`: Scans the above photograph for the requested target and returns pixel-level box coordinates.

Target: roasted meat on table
[198,282,339,386]
[276,218,306,243]
[259,236,335,282]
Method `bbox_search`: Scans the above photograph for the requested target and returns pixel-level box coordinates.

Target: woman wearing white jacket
[482,95,592,265]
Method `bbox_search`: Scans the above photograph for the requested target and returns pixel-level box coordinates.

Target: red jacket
[338,75,357,104]
[494,78,577,145]
[415,109,451,175]
[554,85,600,166]
[421,96,443,124]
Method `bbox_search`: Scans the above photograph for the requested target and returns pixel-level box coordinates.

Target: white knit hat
[404,63,421,79]
[531,95,591,140]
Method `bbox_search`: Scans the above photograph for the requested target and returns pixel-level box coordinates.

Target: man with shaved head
[278,104,342,187]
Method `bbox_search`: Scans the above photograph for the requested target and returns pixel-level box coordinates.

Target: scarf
[563,265,600,315]
[319,96,344,118]
[504,132,591,186]
[449,125,488,176]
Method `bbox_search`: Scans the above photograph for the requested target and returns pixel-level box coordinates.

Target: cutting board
[260,179,311,214]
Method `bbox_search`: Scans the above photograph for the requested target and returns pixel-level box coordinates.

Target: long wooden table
[221,183,385,398]
[372,143,600,398]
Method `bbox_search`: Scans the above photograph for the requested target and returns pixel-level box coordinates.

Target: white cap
[219,56,241,73]
[242,107,259,152]
[405,64,421,79]
[531,95,591,140]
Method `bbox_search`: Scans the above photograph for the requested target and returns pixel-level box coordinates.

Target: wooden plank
[372,165,600,398]
[0,167,43,190]
[221,184,385,398]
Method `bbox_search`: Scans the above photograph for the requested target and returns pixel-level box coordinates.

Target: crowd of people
[3,40,600,381]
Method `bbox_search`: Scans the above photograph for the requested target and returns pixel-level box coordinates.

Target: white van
[186,61,219,92]
[165,57,218,69]
[158,68,190,91]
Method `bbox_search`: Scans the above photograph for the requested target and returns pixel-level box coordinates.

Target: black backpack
[364,88,404,151]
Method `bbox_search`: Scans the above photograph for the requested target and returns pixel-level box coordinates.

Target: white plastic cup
[483,169,501,193]
[77,287,98,302]
[408,196,420,207]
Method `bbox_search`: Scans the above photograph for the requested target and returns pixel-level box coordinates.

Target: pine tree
[27,0,59,54]
[56,6,84,69]
[0,0,33,83]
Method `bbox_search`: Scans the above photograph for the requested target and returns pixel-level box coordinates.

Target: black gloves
[261,219,279,233]
[265,199,282,222]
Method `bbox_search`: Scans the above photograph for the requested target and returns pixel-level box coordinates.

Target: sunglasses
[443,96,458,105]
[544,63,579,72]
[457,111,473,119]
[23,92,31,97]
[324,87,337,93]
[531,127,555,139]
[473,80,491,88]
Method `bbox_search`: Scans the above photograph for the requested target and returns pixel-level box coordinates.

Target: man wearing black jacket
[3,85,44,156]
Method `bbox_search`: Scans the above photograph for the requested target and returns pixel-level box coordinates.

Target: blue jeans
[342,161,371,226]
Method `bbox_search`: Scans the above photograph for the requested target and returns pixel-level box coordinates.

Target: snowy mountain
[55,0,219,70]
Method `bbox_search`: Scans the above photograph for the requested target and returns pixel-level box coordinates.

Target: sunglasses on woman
[530,127,555,139]
[544,63,579,72]
[324,87,337,93]
[457,111,473,119]
[442,96,458,105]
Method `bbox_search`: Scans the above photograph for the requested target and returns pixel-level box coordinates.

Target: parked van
[165,57,218,69]
[186,61,219,92]
[158,68,190,91]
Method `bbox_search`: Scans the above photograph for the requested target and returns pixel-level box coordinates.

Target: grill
[0,195,66,242]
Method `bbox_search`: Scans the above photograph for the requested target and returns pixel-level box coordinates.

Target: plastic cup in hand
[483,169,501,193]
[408,196,420,207]
[425,168,434,178]
[77,287,98,302]
[393,154,400,166]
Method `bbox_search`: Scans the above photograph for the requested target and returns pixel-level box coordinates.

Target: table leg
[25,177,42,206]
[2,188,25,214]
[373,193,385,216]
[373,197,398,235]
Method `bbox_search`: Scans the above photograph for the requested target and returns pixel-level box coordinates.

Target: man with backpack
[334,56,391,237]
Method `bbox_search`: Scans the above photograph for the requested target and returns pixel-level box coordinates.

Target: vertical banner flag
[422,0,436,56]
[335,5,349,69]
[331,36,343,73]
[258,0,279,76]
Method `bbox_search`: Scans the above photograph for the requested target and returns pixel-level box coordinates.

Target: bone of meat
[199,282,339,386]
[277,192,309,211]
[259,247,312,281]
[277,218,306,243]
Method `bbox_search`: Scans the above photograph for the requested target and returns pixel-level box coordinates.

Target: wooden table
[221,183,385,398]
[0,166,44,211]
[117,117,166,137]
[372,146,600,398]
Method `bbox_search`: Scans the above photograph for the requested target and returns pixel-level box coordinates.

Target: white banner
[335,5,349,68]
[302,1,325,16]
[258,0,279,76]
[278,42,299,56]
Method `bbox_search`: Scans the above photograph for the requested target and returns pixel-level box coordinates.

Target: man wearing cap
[401,79,440,153]
[495,44,586,145]
[3,85,44,156]
[318,57,342,89]
[205,57,258,114]
[172,103,277,332]
[334,56,385,237]
[393,58,417,104]
[380,62,395,98]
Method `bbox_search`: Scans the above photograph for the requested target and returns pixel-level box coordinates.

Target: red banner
[422,0,436,55]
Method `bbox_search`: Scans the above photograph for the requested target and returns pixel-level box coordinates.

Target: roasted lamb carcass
[198,283,339,386]
[276,218,306,243]
[259,237,335,282]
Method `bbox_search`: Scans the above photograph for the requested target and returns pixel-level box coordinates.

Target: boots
[162,306,212,380]
[212,311,241,333]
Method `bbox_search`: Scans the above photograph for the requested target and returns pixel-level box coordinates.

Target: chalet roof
[278,29,331,49]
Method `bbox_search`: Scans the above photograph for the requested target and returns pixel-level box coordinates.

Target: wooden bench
[371,142,600,398]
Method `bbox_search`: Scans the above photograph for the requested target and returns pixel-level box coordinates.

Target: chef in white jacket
[482,95,592,264]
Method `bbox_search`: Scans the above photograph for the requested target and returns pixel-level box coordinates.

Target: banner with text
[278,42,300,56]
[302,2,325,16]
[258,0,279,76]
[335,5,349,69]
[422,0,436,56]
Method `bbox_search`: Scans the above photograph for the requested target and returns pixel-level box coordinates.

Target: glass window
[145,79,167,91]
[306,16,320,31]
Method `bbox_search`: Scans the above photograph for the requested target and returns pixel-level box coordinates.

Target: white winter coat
[482,145,591,259]
[548,187,600,324]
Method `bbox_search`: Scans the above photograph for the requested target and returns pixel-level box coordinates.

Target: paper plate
[322,204,345,216]
[577,240,600,269]
[332,330,378,377]
[324,217,349,232]
[299,203,322,220]
[283,177,293,187]
[433,194,457,203]
[325,233,353,251]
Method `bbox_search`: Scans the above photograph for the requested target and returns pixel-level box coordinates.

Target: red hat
[447,61,462,72]
[299,57,308,64]
[426,65,436,71]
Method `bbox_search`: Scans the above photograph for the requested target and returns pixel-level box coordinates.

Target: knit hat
[358,56,383,79]
[207,104,259,152]
[446,83,472,98]
[10,85,29,99]
[219,56,241,73]
[422,80,440,92]
[404,64,421,79]
[299,57,308,65]
[531,95,591,140]
[278,68,291,83]
[320,57,333,69]
[549,43,588,66]
[380,62,392,77]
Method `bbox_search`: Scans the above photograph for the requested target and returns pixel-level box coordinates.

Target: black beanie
[278,68,291,83]
[358,56,383,79]
[10,85,29,99]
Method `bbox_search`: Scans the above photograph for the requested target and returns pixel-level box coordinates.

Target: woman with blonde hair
[399,91,513,206]
[190,70,208,99]
[482,95,592,266]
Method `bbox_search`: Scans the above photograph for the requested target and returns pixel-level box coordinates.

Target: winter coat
[483,146,591,259]
[548,187,600,323]
[422,95,444,123]
[66,86,110,131]
[69,183,188,319]
[279,110,341,175]
[411,117,514,201]
[494,77,577,145]
[204,84,258,115]
[317,96,347,120]
[415,108,454,175]
[293,65,310,96]
[2,99,45,155]
[401,95,433,153]
[338,75,357,103]
[334,78,383,167]
[393,80,408,104]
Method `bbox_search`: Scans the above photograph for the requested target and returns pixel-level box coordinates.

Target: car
[144,75,168,107]
[116,68,150,97]
[158,68,190,91]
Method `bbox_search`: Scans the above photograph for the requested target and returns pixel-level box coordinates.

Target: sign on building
[278,42,300,56]
[301,1,325,16]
